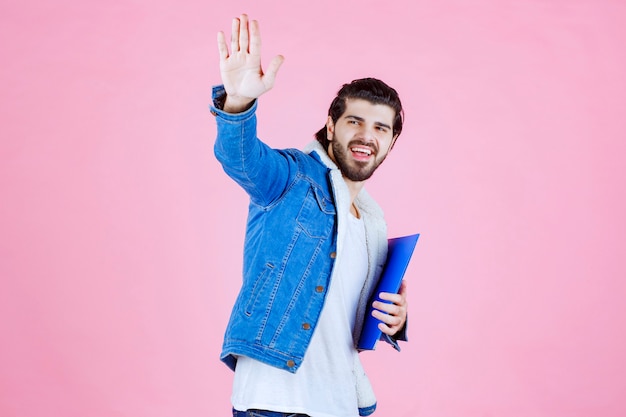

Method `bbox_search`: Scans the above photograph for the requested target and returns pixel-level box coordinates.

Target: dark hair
[315,77,404,150]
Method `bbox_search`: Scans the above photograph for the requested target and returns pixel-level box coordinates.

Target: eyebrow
[345,115,392,130]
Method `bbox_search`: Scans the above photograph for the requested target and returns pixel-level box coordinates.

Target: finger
[262,55,284,89]
[230,17,240,53]
[373,310,402,328]
[372,300,400,316]
[379,280,407,302]
[217,31,229,60]
[239,14,249,53]
[399,280,407,296]
[378,291,402,304]
[249,19,261,56]
[378,322,392,335]
[378,322,398,335]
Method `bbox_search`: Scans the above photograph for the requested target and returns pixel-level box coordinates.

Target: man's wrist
[210,85,258,120]
[223,95,255,113]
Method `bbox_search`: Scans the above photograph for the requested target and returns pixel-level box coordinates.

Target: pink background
[2,1,626,416]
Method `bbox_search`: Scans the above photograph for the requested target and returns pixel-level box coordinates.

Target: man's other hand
[371,280,408,337]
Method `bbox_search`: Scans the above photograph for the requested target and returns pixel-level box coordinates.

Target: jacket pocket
[244,263,274,316]
[296,185,335,239]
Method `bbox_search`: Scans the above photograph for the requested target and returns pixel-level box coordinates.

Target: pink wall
[2,1,625,416]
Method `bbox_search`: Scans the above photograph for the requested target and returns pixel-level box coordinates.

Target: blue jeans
[232,408,310,417]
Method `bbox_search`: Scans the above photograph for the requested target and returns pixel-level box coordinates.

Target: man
[210,14,408,417]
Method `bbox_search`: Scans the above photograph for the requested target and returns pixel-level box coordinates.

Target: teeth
[351,147,372,155]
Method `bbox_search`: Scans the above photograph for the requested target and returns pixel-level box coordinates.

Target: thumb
[263,55,284,89]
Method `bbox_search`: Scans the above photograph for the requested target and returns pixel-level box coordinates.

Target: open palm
[217,15,284,109]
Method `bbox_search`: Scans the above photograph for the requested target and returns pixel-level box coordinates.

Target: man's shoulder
[279,145,329,172]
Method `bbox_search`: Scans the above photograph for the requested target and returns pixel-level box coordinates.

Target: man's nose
[358,124,376,142]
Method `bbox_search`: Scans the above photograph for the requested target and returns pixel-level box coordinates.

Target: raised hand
[217,14,284,113]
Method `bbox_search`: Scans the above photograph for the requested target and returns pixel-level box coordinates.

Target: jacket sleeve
[210,85,297,207]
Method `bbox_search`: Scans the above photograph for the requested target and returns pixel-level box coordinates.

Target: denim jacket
[210,85,404,414]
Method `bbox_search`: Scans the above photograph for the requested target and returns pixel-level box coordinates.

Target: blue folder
[357,233,420,350]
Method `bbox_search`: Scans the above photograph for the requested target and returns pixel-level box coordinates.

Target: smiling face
[327,98,398,182]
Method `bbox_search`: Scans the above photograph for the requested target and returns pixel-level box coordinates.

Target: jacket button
[330,252,336,259]
[302,323,311,330]
[287,360,295,368]
[315,286,324,293]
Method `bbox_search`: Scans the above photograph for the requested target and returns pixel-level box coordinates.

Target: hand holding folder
[357,233,420,350]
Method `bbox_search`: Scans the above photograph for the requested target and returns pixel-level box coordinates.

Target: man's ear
[326,116,334,141]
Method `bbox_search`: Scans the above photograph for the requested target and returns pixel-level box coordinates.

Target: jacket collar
[303,141,384,220]
[303,140,337,170]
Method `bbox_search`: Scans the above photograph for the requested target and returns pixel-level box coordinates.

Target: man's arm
[212,14,293,207]
[216,14,284,113]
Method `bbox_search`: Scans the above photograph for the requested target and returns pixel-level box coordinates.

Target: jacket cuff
[209,85,258,122]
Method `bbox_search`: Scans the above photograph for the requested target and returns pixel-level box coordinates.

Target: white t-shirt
[232,212,368,417]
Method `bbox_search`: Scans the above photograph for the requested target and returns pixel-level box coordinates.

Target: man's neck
[344,177,365,208]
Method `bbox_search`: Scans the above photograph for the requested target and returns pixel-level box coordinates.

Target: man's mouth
[350,145,374,160]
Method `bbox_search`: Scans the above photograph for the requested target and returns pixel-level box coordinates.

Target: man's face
[327,98,398,182]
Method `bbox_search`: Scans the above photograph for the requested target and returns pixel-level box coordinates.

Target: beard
[331,139,387,182]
